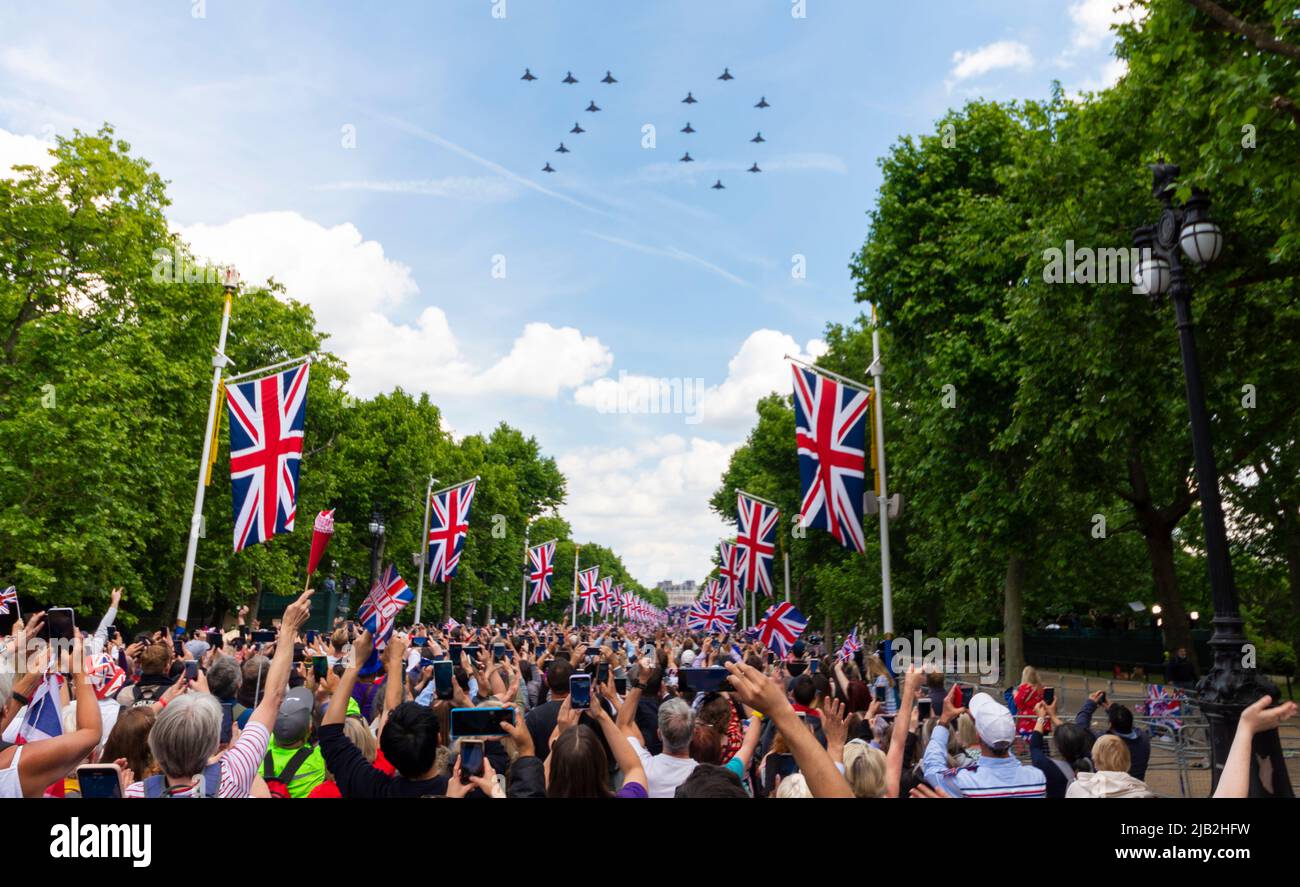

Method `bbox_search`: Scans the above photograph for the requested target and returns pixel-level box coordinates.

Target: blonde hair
[866,655,895,687]
[342,717,377,763]
[956,713,978,748]
[1092,735,1131,773]
[1021,666,1041,688]
[843,742,887,798]
[775,772,813,798]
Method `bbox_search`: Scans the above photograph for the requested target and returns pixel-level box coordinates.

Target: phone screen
[450,706,515,738]
[313,656,329,680]
[304,630,318,645]
[77,766,123,799]
[449,642,463,662]
[493,643,505,662]
[765,753,798,793]
[569,674,592,710]
[1043,687,1056,706]
[183,660,198,681]
[434,660,455,700]
[809,659,819,673]
[874,685,887,702]
[411,636,429,647]
[679,668,733,694]
[918,699,933,720]
[220,703,234,744]
[46,608,76,643]
[207,631,224,649]
[459,740,485,783]
[596,662,610,684]
[251,629,276,644]
[959,686,973,708]
[614,676,628,695]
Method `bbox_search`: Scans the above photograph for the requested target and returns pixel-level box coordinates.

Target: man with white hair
[922,686,1046,798]
[616,690,697,798]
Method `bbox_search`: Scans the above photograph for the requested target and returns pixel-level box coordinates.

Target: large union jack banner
[596,577,614,616]
[527,540,556,605]
[756,601,808,657]
[736,492,779,598]
[791,364,870,552]
[227,361,310,553]
[717,541,743,609]
[577,567,600,615]
[428,479,476,583]
[687,596,738,633]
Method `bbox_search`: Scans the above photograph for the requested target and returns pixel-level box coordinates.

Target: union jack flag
[427,479,476,583]
[12,673,62,744]
[357,564,413,661]
[610,584,624,617]
[717,541,743,609]
[699,579,721,605]
[597,577,614,616]
[577,567,600,615]
[837,627,862,662]
[736,493,779,598]
[0,585,16,615]
[687,597,738,633]
[1141,684,1184,733]
[527,541,556,605]
[792,364,870,552]
[87,652,126,700]
[226,361,310,553]
[443,617,461,632]
[756,601,808,657]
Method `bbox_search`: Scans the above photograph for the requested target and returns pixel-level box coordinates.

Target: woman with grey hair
[123,589,314,797]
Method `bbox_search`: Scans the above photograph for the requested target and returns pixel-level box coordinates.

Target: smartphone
[959,686,973,708]
[569,673,592,710]
[220,702,234,744]
[464,644,481,661]
[1097,691,1107,705]
[596,662,610,684]
[493,642,505,662]
[614,676,628,695]
[918,699,933,720]
[459,739,485,783]
[206,630,224,649]
[679,668,734,694]
[809,659,820,673]
[44,607,76,643]
[313,655,329,680]
[449,642,463,662]
[764,753,798,793]
[874,685,887,702]
[766,651,776,665]
[449,706,516,739]
[1043,687,1056,706]
[411,636,429,648]
[251,629,276,644]
[76,764,123,799]
[434,660,455,701]
[184,660,199,681]
[304,630,319,645]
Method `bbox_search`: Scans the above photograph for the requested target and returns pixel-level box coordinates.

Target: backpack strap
[143,774,166,798]
[277,746,315,786]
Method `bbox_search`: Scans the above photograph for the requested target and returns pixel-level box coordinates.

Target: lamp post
[367,511,385,592]
[1132,162,1291,796]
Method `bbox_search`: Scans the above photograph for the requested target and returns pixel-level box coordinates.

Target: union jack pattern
[427,479,476,583]
[357,563,413,655]
[687,596,738,633]
[756,601,808,657]
[791,363,870,552]
[577,567,600,615]
[717,541,743,609]
[527,540,556,605]
[226,361,310,553]
[736,493,780,598]
[0,585,16,615]
[837,627,862,662]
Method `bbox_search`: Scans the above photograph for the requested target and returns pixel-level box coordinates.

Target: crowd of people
[0,588,1294,799]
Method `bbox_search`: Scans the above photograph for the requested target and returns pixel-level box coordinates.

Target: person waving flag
[357,564,412,670]
[756,601,808,657]
[837,627,862,662]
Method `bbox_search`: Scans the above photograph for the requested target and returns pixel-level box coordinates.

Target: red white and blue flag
[427,479,476,583]
[0,585,16,615]
[717,541,743,610]
[699,579,721,606]
[687,597,738,633]
[15,674,62,743]
[837,627,862,662]
[610,584,624,618]
[527,540,556,605]
[792,363,869,553]
[756,601,808,657]
[577,567,600,615]
[736,493,779,598]
[597,577,614,616]
[227,361,310,553]
[358,564,413,659]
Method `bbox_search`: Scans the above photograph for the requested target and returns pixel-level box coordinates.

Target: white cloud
[314,177,518,202]
[573,328,827,432]
[949,41,1034,81]
[557,435,739,583]
[178,210,611,399]
[0,44,81,92]
[0,128,54,177]
[1068,0,1128,50]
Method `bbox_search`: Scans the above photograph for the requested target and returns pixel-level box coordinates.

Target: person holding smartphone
[920,683,1046,798]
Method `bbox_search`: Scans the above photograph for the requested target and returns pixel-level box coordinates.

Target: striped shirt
[125,721,270,798]
[922,725,1045,798]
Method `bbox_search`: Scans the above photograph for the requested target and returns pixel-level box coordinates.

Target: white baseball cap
[968,692,1016,748]
[680,649,696,666]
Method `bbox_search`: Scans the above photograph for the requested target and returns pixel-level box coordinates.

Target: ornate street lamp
[367,510,385,592]
[1132,162,1290,796]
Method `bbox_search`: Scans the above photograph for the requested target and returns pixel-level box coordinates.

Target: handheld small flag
[0,585,17,616]
[756,601,808,657]
[357,564,412,672]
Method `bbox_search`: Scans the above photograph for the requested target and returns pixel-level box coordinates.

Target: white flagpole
[414,476,436,623]
[869,305,895,635]
[519,523,530,623]
[177,270,238,629]
[784,550,791,604]
[571,545,580,624]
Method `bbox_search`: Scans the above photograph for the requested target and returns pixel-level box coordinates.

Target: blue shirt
[922,725,1045,798]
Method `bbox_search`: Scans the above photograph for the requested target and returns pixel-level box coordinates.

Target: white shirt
[626,735,697,799]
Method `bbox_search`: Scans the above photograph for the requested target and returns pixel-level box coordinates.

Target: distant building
[658,579,699,607]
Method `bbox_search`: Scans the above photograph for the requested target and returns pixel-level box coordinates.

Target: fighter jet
[601,70,618,84]
[748,162,762,173]
[570,121,585,134]
[562,71,578,84]
[681,122,695,134]
[586,100,601,112]
[680,151,694,162]
[755,96,770,108]
[542,162,556,173]
[712,179,725,189]
[521,68,538,81]
[556,142,570,153]
[718,68,734,81]
[682,92,698,104]
[751,131,765,143]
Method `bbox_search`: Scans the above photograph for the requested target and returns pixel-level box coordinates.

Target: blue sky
[0,0,1129,585]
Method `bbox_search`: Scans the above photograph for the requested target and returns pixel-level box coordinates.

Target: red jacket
[1013,683,1048,735]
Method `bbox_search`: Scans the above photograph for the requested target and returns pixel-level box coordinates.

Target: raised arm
[1213,695,1297,798]
[886,666,922,797]
[593,683,647,791]
[16,636,102,797]
[323,629,371,727]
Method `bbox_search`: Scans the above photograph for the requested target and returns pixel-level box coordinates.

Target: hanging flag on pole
[577,567,600,615]
[736,491,779,599]
[305,508,335,579]
[717,541,743,610]
[756,601,809,657]
[227,360,311,553]
[427,478,477,583]
[790,362,870,553]
[527,540,556,605]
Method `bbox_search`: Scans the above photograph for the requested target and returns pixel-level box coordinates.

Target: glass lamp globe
[1179,219,1223,266]
[1134,256,1171,296]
